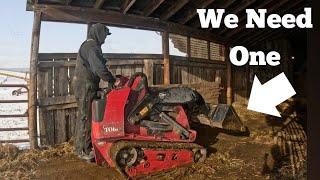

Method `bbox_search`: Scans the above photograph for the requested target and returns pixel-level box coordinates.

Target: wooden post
[246,63,250,99]
[29,11,42,149]
[226,45,233,105]
[215,70,221,84]
[143,59,153,85]
[207,41,210,60]
[186,36,191,83]
[162,31,170,85]
[187,37,191,58]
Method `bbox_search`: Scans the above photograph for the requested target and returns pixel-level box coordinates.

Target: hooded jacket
[74,23,115,86]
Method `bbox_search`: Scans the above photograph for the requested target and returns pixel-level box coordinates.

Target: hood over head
[88,23,111,45]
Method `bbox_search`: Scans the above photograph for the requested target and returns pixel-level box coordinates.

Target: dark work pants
[73,79,98,155]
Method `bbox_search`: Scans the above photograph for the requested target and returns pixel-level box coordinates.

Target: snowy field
[0,76,29,149]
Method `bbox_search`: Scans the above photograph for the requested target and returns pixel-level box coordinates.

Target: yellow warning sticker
[139,107,149,116]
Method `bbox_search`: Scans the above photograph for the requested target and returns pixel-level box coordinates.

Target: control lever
[154,107,190,139]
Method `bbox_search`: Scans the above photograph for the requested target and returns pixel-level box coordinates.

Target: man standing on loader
[72,23,115,161]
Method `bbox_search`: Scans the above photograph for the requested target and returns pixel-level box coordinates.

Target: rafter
[219,0,274,35]
[230,2,304,46]
[94,0,106,9]
[160,0,189,20]
[231,0,257,15]
[224,0,294,38]
[121,0,136,14]
[143,0,166,16]
[178,0,215,25]
[242,16,302,46]
[221,0,237,9]
[189,0,236,29]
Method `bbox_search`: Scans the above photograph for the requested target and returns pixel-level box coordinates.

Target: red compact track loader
[91,72,246,178]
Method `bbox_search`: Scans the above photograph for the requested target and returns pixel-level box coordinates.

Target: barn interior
[0,0,308,179]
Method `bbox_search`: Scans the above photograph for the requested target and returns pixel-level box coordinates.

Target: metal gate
[0,84,29,144]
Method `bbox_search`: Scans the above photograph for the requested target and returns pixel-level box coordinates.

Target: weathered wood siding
[37,54,78,145]
[37,53,226,146]
[233,65,249,104]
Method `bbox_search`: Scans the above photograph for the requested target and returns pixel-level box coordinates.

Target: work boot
[78,151,95,163]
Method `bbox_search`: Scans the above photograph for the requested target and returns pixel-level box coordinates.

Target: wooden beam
[225,46,233,105]
[162,31,170,85]
[178,0,215,25]
[38,53,163,60]
[160,0,189,20]
[0,139,30,144]
[0,127,29,132]
[94,0,106,9]
[35,4,226,43]
[121,0,136,14]
[39,96,76,106]
[143,59,154,85]
[143,0,165,16]
[187,37,191,58]
[29,10,41,149]
[207,41,210,60]
[187,36,191,83]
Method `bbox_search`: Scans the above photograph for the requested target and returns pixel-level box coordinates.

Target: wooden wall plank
[115,66,122,76]
[38,68,47,145]
[69,65,75,95]
[181,66,188,84]
[135,65,143,73]
[109,65,117,75]
[233,66,248,104]
[55,109,67,144]
[53,59,69,143]
[38,63,54,146]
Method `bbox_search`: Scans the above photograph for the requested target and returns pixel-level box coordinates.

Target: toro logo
[103,125,120,133]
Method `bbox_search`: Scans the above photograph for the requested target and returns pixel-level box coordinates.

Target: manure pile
[0,141,74,179]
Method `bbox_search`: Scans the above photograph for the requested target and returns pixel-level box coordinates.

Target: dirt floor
[0,101,307,180]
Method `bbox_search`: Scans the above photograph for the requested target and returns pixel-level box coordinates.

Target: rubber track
[110,140,203,177]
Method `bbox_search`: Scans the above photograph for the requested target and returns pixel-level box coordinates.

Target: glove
[108,76,116,88]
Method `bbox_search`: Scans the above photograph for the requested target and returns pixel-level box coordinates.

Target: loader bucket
[207,104,247,133]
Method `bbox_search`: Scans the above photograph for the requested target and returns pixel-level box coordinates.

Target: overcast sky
[0,1,183,69]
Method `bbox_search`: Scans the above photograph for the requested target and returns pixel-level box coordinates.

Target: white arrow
[247,72,296,117]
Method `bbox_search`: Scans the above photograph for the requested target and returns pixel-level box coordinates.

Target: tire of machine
[116,147,139,167]
[192,148,207,163]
